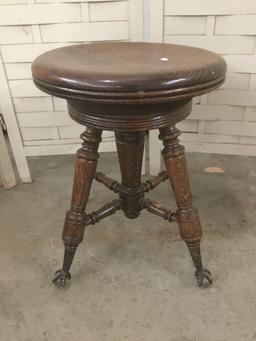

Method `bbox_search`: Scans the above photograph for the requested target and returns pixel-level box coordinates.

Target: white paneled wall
[149,0,256,174]
[1,0,256,180]
[0,0,143,181]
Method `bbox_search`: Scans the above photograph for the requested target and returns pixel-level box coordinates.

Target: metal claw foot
[52,269,71,287]
[195,268,212,287]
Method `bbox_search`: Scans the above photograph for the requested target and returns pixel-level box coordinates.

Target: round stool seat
[32,42,226,104]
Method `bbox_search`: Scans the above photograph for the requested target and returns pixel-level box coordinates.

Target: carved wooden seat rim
[33,75,224,104]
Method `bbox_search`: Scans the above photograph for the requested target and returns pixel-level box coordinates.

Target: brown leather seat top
[32,42,226,101]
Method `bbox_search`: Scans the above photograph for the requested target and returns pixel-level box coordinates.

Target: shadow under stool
[32,42,226,288]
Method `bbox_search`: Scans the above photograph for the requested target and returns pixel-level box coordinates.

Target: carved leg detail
[159,126,212,287]
[53,127,102,287]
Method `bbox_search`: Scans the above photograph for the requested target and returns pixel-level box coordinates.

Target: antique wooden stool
[32,42,226,288]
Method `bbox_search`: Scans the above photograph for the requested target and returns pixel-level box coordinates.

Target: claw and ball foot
[195,268,212,287]
[52,269,71,287]
[188,243,212,287]
[52,245,76,287]
[52,244,77,287]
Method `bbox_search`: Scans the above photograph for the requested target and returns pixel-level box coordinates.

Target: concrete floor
[0,152,256,341]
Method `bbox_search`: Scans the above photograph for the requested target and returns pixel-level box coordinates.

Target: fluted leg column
[53,127,102,287]
[159,125,212,286]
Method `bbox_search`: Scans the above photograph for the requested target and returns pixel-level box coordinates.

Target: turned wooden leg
[115,132,145,219]
[159,126,212,287]
[53,127,102,287]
